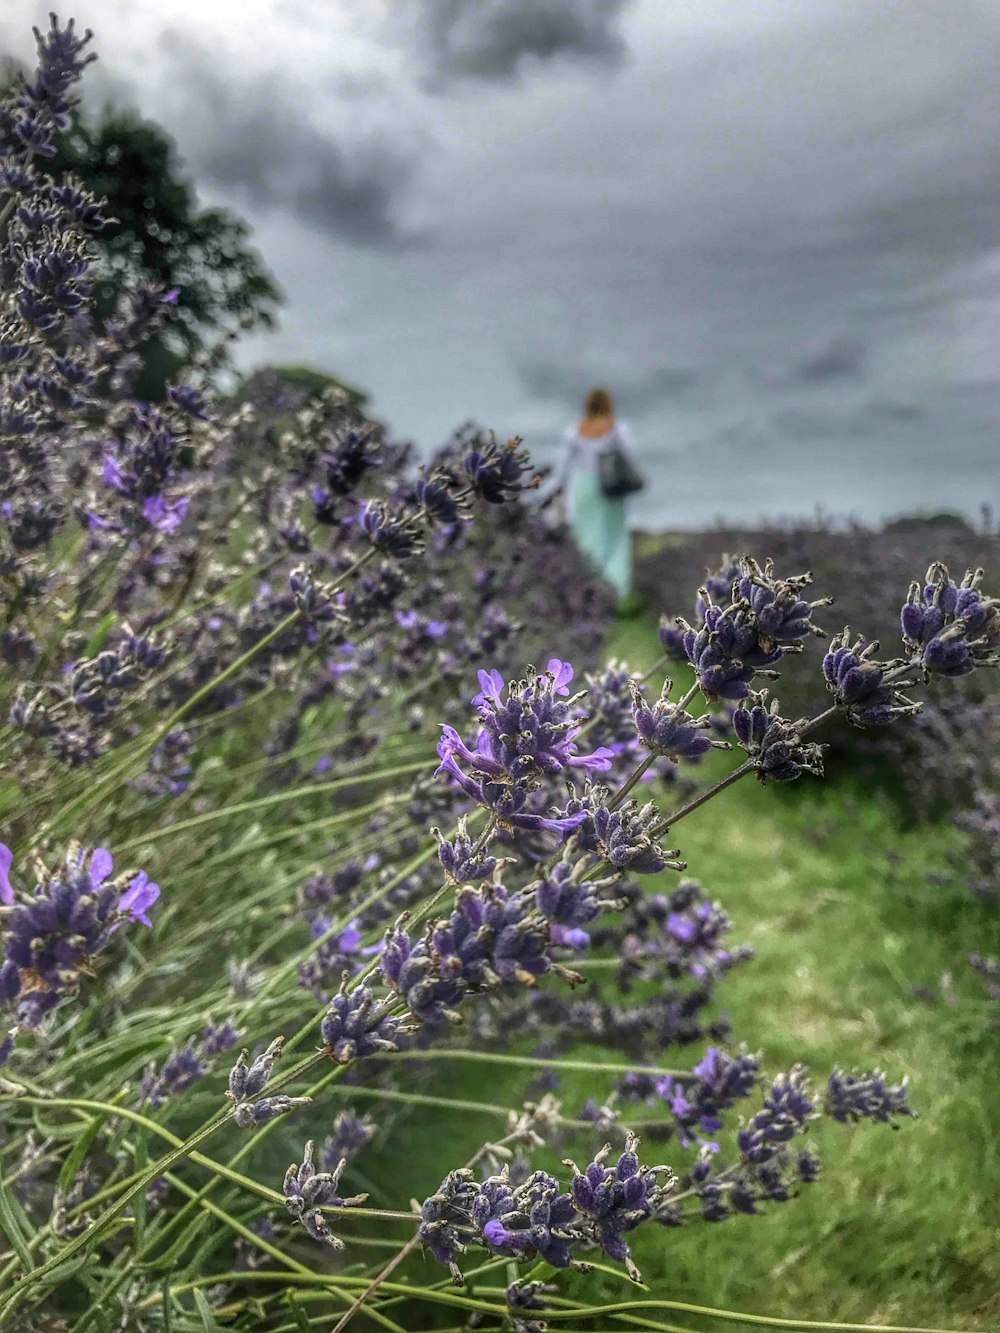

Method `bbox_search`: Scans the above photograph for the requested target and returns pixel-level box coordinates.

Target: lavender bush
[0,19,994,1333]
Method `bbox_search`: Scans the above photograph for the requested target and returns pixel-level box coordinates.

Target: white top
[555,419,640,488]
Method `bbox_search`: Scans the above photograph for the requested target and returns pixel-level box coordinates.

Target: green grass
[358,614,1000,1330]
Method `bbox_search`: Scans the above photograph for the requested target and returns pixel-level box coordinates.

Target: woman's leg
[603,497,631,599]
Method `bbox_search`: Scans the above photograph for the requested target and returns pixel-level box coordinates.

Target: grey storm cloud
[790,339,867,386]
[404,0,632,82]
[516,356,699,410]
[141,29,419,247]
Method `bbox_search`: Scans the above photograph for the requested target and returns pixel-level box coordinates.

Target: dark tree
[49,105,282,399]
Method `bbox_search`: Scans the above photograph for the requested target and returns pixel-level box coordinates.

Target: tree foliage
[50,104,282,398]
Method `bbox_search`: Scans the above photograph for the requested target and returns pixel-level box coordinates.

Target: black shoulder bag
[598,426,645,499]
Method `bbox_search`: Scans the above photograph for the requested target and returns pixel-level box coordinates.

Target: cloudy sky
[3,0,999,527]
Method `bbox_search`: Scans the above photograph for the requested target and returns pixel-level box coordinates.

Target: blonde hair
[584,387,613,417]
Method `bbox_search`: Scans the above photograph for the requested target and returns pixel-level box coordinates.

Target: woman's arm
[553,427,579,490]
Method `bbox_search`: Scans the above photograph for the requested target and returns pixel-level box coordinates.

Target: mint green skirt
[569,472,631,599]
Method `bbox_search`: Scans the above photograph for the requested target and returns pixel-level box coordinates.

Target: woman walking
[556,387,643,604]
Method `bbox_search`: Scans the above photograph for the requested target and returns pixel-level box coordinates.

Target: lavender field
[2,14,999,1333]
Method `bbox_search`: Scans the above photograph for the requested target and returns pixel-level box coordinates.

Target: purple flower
[823,631,921,727]
[656,1047,760,1147]
[0,844,161,1064]
[380,926,465,1023]
[283,1141,367,1247]
[118,871,159,927]
[901,563,1000,677]
[434,818,498,884]
[825,1069,914,1126]
[141,1019,238,1109]
[320,983,408,1062]
[418,1168,479,1278]
[462,435,535,504]
[227,1035,311,1127]
[289,566,337,624]
[322,1110,377,1168]
[436,753,588,840]
[591,794,684,875]
[630,679,729,760]
[566,1133,674,1279]
[736,1068,815,1165]
[533,863,621,950]
[438,660,613,786]
[679,557,829,701]
[0,843,13,906]
[733,691,824,783]
[142,494,189,534]
[102,453,126,491]
[694,555,743,621]
[358,500,420,560]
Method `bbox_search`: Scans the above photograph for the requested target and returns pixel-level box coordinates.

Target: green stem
[114,758,430,851]
[651,759,754,837]
[367,1048,690,1079]
[0,1109,229,1321]
[610,751,656,809]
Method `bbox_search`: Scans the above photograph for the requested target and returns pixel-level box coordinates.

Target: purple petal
[0,844,13,906]
[89,848,114,887]
[473,668,505,708]
[546,658,575,694]
[102,454,126,492]
[118,871,160,927]
[573,746,616,772]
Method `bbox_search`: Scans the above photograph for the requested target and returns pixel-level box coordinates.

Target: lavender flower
[901,564,1000,677]
[678,557,830,701]
[435,765,588,840]
[566,1133,675,1280]
[380,926,465,1024]
[322,1109,377,1168]
[462,435,535,504]
[658,617,688,662]
[584,659,643,753]
[733,692,824,783]
[227,1036,312,1129]
[591,794,684,875]
[283,1141,367,1247]
[437,660,613,785]
[418,1168,480,1280]
[473,1168,579,1268]
[358,501,422,560]
[0,843,160,1061]
[415,474,463,526]
[0,844,13,906]
[289,565,337,625]
[655,1047,760,1147]
[619,879,751,982]
[825,1069,914,1126]
[65,629,167,721]
[823,631,921,727]
[533,862,624,949]
[630,679,730,760]
[434,817,498,883]
[737,1067,815,1165]
[4,17,96,161]
[506,1279,552,1333]
[319,983,408,1062]
[694,555,743,621]
[141,1020,239,1109]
